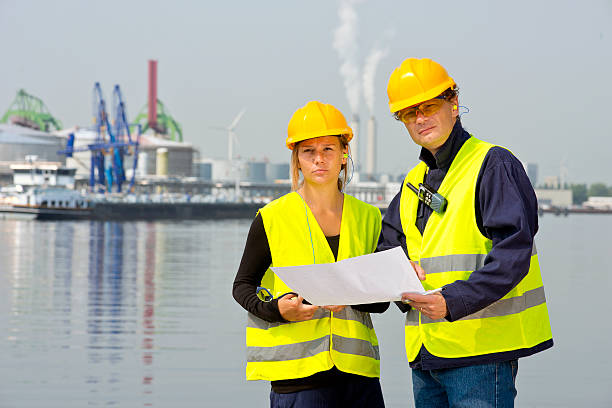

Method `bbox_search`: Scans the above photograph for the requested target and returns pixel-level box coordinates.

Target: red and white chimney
[148,60,158,130]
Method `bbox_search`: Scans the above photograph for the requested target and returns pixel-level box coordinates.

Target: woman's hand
[278,294,319,322]
[322,305,346,313]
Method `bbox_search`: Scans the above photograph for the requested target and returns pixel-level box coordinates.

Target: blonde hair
[290,135,350,192]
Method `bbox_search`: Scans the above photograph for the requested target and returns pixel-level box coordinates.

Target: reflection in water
[86,222,126,406]
[4,217,609,407]
[143,223,156,405]
[81,221,159,406]
[54,222,74,339]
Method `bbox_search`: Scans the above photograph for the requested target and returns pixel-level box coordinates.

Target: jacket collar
[418,119,470,171]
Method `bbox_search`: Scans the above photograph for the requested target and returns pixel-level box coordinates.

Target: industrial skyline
[0,0,610,184]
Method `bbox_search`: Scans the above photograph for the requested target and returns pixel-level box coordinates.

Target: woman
[232,101,388,407]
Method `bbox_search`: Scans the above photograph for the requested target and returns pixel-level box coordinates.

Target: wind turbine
[227,108,246,161]
[211,109,246,162]
[210,108,246,200]
[211,109,246,161]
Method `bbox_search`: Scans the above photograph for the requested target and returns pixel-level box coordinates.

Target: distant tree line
[570,183,612,205]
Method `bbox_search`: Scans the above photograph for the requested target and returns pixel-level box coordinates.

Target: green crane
[133,99,183,142]
[1,89,63,132]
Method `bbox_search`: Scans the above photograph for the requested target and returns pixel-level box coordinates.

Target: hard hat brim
[389,78,456,113]
[286,128,353,150]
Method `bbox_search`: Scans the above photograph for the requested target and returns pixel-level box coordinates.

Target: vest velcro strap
[404,309,419,326]
[247,335,330,362]
[247,309,330,330]
[332,334,380,360]
[421,286,546,324]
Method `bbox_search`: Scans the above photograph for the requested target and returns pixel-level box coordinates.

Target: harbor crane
[59,83,140,194]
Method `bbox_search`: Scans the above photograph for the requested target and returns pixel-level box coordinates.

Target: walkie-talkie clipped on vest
[406,182,448,214]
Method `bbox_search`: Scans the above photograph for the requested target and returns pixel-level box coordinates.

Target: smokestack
[148,60,158,130]
[350,115,360,173]
[366,116,376,179]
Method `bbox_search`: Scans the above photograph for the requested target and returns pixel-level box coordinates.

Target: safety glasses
[396,97,448,124]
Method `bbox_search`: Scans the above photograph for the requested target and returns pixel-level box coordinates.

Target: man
[379,57,553,407]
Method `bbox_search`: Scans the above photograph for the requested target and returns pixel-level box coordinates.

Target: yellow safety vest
[399,136,552,360]
[246,192,382,381]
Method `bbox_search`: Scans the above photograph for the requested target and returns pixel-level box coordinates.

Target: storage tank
[207,159,231,181]
[0,124,67,184]
[266,163,290,182]
[156,148,168,176]
[245,161,267,183]
[0,124,66,163]
[137,152,149,176]
[193,161,212,180]
[138,134,195,177]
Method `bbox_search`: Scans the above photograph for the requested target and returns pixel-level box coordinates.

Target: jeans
[270,376,384,408]
[412,360,518,408]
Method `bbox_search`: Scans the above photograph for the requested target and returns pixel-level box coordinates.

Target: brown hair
[290,135,351,192]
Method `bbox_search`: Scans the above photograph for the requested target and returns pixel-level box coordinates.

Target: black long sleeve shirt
[233,213,389,392]
[378,120,553,370]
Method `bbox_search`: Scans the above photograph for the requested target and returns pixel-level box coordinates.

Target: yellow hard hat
[387,58,456,113]
[286,101,353,150]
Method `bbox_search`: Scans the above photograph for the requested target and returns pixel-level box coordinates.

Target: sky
[0,0,611,184]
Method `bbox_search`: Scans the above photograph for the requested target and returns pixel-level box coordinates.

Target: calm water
[0,215,611,407]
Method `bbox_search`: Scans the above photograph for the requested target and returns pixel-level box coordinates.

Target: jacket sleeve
[377,184,412,313]
[232,213,287,323]
[442,147,538,321]
[377,185,409,255]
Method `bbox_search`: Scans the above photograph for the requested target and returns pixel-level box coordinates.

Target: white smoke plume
[332,0,362,115]
[362,47,388,114]
[362,28,394,115]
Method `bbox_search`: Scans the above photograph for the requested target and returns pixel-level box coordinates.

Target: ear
[451,96,459,119]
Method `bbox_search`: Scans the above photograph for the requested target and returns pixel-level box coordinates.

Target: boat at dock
[0,187,266,221]
[91,199,264,220]
[538,204,612,216]
[0,186,92,220]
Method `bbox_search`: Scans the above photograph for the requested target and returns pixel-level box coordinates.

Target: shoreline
[538,206,612,216]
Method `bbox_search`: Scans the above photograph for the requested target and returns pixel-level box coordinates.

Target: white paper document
[271,247,428,306]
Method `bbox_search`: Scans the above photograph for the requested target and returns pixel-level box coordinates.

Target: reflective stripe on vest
[247,335,380,363]
[399,136,552,360]
[245,192,382,381]
[248,336,330,362]
[409,286,546,325]
[419,245,538,275]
